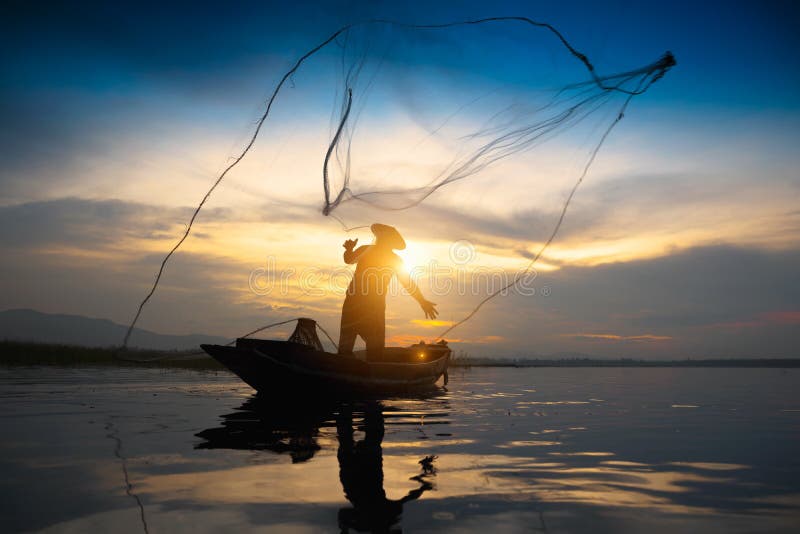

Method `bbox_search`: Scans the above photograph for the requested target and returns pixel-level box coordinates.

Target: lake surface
[1,366,798,533]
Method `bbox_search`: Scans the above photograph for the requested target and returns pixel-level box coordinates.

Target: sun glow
[397,247,425,272]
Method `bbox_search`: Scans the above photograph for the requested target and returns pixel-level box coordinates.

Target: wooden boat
[201,318,450,395]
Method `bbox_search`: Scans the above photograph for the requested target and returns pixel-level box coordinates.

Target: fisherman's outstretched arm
[397,270,423,301]
[398,270,438,319]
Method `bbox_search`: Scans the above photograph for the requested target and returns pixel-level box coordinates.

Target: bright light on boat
[418,352,425,359]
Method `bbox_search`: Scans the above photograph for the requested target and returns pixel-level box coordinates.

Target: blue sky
[1,1,798,357]
[3,1,799,104]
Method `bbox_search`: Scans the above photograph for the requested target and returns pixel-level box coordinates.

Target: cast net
[123,17,675,347]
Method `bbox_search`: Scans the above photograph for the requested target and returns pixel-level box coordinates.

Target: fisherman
[338,224,438,361]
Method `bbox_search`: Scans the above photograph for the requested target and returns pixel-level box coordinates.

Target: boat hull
[201,339,450,396]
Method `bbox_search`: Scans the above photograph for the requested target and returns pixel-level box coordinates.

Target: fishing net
[320,22,674,219]
[289,318,325,352]
[123,17,675,347]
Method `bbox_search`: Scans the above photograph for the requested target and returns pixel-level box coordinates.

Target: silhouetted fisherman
[337,403,433,532]
[338,224,437,361]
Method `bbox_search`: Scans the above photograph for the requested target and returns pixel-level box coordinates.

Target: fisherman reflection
[339,224,438,362]
[337,402,434,532]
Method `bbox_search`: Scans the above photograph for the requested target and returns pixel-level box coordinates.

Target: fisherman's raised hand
[343,238,358,251]
[420,299,438,320]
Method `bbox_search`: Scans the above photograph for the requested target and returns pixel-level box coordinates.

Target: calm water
[1,366,798,533]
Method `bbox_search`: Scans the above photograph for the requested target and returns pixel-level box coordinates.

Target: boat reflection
[195,396,330,463]
[196,393,446,531]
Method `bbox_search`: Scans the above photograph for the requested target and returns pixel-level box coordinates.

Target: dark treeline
[2,341,797,369]
[0,340,223,369]
[451,357,800,368]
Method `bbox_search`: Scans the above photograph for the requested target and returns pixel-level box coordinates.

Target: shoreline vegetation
[0,340,224,370]
[1,341,798,369]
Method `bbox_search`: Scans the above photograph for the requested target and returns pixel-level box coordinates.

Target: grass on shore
[0,340,224,370]
[3,340,797,369]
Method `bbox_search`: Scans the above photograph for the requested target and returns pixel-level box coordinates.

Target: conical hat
[370,223,406,250]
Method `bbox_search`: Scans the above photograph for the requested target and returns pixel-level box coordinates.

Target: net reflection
[195,393,449,531]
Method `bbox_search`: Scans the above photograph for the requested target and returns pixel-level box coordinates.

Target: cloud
[564,333,672,342]
[0,197,232,249]
[1,2,798,362]
[411,319,455,328]
[1,194,799,358]
[324,165,800,270]
[521,244,800,357]
[704,310,800,330]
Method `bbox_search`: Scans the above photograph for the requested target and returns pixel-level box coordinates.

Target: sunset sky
[1,0,798,358]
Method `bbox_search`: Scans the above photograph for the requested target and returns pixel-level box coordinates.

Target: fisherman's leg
[365,335,382,362]
[364,311,386,362]
[338,299,358,355]
[338,323,357,355]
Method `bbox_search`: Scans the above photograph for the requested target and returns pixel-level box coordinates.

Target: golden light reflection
[132,452,747,517]
[667,462,749,471]
[549,451,616,457]
[381,439,476,448]
[136,458,344,504]
[496,440,562,448]
[515,401,591,406]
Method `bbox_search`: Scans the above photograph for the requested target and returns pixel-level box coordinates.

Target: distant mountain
[0,309,230,350]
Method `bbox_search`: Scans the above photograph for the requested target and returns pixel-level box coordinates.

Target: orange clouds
[411,319,455,328]
[706,310,800,330]
[565,333,672,342]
